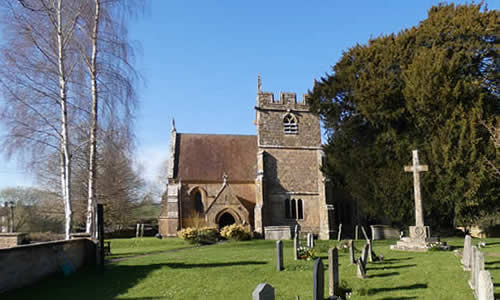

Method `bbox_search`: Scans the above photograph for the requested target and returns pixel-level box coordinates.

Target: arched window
[194,191,204,213]
[297,199,303,220]
[285,198,304,220]
[285,199,291,219]
[283,114,298,134]
[291,199,297,219]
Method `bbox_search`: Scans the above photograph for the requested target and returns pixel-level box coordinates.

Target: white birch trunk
[86,0,100,239]
[56,0,73,240]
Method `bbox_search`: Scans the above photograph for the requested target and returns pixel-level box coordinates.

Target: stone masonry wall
[179,182,255,227]
[257,92,321,148]
[0,238,95,294]
[264,149,319,193]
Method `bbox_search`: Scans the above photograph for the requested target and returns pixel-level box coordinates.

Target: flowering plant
[297,246,317,260]
[220,224,252,241]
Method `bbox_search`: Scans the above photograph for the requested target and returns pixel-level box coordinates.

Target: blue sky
[0,1,496,190]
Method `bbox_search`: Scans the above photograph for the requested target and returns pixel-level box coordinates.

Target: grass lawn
[105,237,192,260]
[5,237,500,299]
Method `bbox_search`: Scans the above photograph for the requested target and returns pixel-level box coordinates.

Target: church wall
[265,193,321,233]
[264,149,319,193]
[257,109,321,147]
[179,182,255,228]
[263,148,323,233]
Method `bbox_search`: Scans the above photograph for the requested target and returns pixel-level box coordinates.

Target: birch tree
[0,0,85,239]
[74,0,142,237]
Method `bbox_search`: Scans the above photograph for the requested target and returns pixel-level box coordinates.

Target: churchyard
[4,236,499,299]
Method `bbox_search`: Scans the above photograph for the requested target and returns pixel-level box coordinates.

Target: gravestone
[393,150,432,251]
[328,248,339,298]
[477,270,494,300]
[461,235,472,270]
[474,251,485,292]
[368,240,374,262]
[294,225,300,260]
[136,223,140,238]
[307,233,314,248]
[356,258,366,279]
[348,240,355,264]
[276,240,284,271]
[361,243,369,268]
[313,259,324,300]
[360,226,369,241]
[355,225,359,240]
[469,246,478,289]
[252,283,275,300]
[337,224,342,241]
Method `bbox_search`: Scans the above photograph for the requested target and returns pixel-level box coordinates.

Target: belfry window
[285,198,303,220]
[283,114,298,134]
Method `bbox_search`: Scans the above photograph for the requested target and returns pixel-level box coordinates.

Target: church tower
[254,78,334,239]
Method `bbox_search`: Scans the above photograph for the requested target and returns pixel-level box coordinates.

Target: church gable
[205,179,251,227]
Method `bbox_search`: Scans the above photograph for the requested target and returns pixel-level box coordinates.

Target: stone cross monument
[404,150,429,241]
[393,149,431,251]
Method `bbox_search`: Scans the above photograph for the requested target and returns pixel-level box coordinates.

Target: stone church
[159,80,335,239]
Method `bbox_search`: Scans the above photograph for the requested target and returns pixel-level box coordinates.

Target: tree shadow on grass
[5,260,267,300]
[367,283,427,295]
[485,260,500,265]
[378,297,417,300]
[368,264,417,270]
[164,261,267,269]
[367,271,400,278]
[381,257,414,264]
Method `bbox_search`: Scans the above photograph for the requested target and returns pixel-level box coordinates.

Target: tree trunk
[56,0,72,240]
[86,0,100,239]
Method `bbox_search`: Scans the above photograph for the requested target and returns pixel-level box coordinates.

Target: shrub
[177,227,219,244]
[220,224,252,241]
[196,227,219,244]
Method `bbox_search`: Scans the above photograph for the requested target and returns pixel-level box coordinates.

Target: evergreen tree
[309,3,499,228]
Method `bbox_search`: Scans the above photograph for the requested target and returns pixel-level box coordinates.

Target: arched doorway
[218,212,236,228]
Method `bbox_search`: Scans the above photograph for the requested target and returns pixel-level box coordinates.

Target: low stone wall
[264,226,293,240]
[370,225,400,240]
[0,233,28,248]
[0,238,96,294]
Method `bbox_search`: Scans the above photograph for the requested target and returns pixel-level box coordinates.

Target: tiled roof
[176,134,257,182]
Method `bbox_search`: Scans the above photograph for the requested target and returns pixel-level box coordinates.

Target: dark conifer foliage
[309,3,499,228]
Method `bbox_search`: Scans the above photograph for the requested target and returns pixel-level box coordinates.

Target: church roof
[176,133,257,182]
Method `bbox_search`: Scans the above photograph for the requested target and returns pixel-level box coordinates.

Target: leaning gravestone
[276,240,284,271]
[477,270,494,300]
[361,243,369,268]
[253,283,275,300]
[313,259,324,300]
[348,240,355,264]
[360,225,369,241]
[461,235,472,270]
[328,248,339,298]
[356,258,366,279]
[368,240,374,262]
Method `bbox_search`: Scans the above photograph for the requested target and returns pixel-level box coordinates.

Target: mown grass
[5,237,500,299]
[105,237,192,260]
